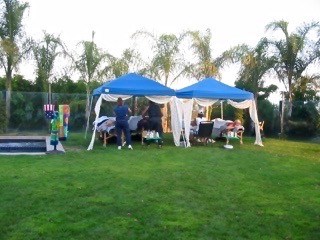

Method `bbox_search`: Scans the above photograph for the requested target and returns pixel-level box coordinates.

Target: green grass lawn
[0,134,319,239]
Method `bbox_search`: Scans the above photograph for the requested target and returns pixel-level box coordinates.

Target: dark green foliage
[51,77,87,94]
[234,108,244,124]
[0,77,5,89]
[222,104,236,121]
[0,76,102,94]
[69,99,87,130]
[0,98,7,132]
[9,92,47,131]
[257,100,279,135]
[11,75,34,91]
[287,101,320,137]
[0,75,34,92]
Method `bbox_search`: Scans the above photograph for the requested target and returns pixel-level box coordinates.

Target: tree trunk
[280,92,285,135]
[5,71,12,125]
[287,75,293,117]
[48,82,52,104]
[85,86,91,121]
[163,75,170,132]
[287,89,293,117]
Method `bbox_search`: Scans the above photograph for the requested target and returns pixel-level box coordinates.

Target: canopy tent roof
[176,77,254,100]
[92,73,175,97]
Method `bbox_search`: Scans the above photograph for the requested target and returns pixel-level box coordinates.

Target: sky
[19,0,320,102]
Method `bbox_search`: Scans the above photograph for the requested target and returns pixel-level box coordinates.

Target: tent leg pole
[181,129,187,148]
[221,101,223,120]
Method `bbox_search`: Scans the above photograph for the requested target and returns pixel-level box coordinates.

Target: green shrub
[257,100,279,135]
[287,101,320,137]
[0,100,7,133]
[69,100,87,130]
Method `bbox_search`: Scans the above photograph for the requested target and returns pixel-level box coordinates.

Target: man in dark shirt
[142,101,163,139]
[114,97,133,150]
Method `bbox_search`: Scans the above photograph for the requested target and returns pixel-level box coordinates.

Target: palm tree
[102,48,143,115]
[292,75,320,101]
[0,0,30,120]
[104,48,141,78]
[32,32,66,97]
[72,31,106,122]
[182,28,230,119]
[132,31,188,131]
[182,28,223,79]
[265,20,320,116]
[223,40,278,133]
[228,40,278,103]
[132,31,187,86]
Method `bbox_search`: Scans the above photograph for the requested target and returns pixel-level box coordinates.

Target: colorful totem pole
[50,111,60,150]
[58,105,70,141]
[44,104,59,150]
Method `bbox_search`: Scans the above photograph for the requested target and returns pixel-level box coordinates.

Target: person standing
[114,97,133,150]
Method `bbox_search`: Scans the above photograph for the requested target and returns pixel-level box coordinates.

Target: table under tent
[87,73,176,150]
[173,77,263,147]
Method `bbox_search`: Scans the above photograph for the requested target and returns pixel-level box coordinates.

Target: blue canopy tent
[176,77,253,100]
[92,73,176,96]
[87,73,176,150]
[173,77,263,147]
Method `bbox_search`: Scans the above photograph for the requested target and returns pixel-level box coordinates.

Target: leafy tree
[51,75,86,94]
[0,0,31,120]
[104,48,141,78]
[182,28,224,79]
[292,75,320,101]
[182,29,252,119]
[11,74,33,91]
[132,31,188,131]
[0,74,33,91]
[287,101,320,137]
[103,48,143,115]
[132,31,187,86]
[32,32,66,94]
[257,100,278,136]
[265,20,320,116]
[227,40,278,103]
[72,31,106,120]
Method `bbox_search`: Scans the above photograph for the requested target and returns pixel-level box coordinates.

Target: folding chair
[193,121,214,145]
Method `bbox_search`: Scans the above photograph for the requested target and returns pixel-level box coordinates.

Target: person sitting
[226,119,244,132]
[190,109,209,143]
[191,109,207,134]
[222,119,244,144]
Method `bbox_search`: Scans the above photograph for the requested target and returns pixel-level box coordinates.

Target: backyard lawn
[0,134,319,239]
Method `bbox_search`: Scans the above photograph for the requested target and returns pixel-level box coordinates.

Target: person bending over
[142,100,163,139]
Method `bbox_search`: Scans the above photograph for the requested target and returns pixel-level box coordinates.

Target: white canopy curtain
[171,97,263,147]
[227,100,263,146]
[170,97,194,147]
[170,97,218,147]
[87,94,173,150]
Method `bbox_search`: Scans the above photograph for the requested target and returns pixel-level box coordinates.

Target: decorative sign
[44,104,55,119]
